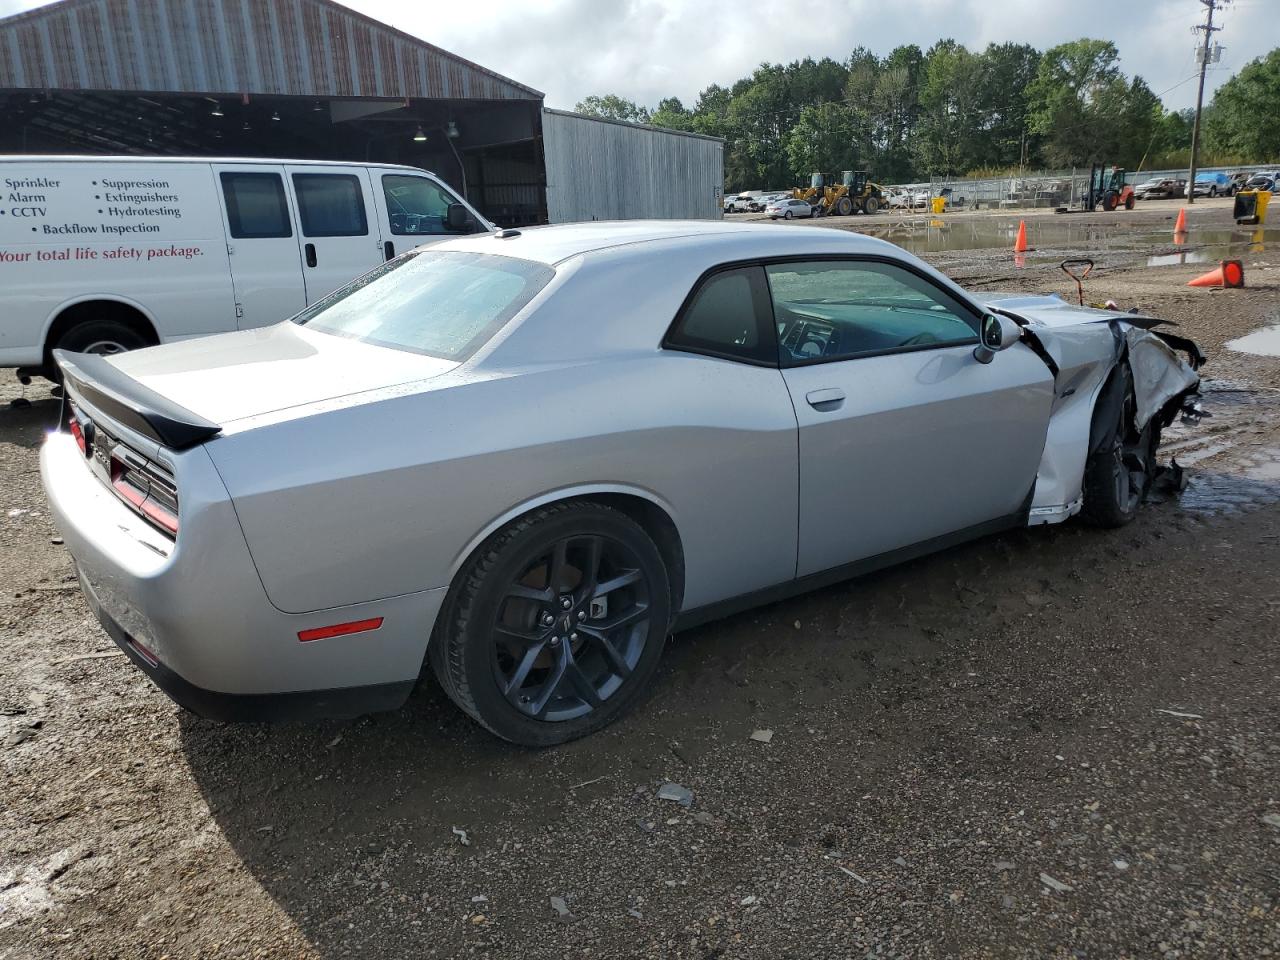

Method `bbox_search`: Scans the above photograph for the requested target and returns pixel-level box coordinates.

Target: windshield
[294,250,554,360]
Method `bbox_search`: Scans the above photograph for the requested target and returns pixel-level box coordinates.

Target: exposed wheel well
[576,493,685,614]
[43,300,159,368]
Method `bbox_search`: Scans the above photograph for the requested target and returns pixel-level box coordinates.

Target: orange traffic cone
[1188,259,1245,288]
[1014,220,1031,253]
[1174,208,1187,235]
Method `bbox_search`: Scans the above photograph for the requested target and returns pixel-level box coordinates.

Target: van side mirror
[446,203,475,232]
[974,314,1021,364]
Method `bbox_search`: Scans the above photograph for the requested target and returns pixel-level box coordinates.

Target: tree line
[575,40,1280,191]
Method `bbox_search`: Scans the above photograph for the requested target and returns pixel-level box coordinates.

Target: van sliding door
[284,166,384,304]
[213,164,307,329]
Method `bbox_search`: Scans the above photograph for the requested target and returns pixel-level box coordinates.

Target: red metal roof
[0,0,543,100]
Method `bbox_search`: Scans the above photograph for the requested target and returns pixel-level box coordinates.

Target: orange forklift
[1085,164,1135,212]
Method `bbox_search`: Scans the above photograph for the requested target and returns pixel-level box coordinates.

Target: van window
[220,172,292,239]
[291,173,369,237]
[382,175,479,235]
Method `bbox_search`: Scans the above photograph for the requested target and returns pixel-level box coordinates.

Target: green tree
[649,97,693,131]
[914,40,984,176]
[1205,48,1280,159]
[785,102,861,180]
[574,94,650,123]
[1026,39,1122,165]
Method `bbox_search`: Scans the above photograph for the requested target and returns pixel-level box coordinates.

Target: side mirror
[445,203,475,232]
[974,313,1021,364]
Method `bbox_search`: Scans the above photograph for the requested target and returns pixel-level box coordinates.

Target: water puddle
[1157,379,1280,515]
[1226,323,1280,358]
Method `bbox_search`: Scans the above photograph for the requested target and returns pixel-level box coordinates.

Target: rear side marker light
[69,418,86,455]
[129,638,160,668]
[297,617,384,643]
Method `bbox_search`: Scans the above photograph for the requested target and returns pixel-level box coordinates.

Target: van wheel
[56,320,151,357]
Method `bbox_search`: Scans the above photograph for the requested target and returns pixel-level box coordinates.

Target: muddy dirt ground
[2,200,1279,959]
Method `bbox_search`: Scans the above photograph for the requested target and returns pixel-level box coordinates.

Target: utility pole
[1186,0,1227,205]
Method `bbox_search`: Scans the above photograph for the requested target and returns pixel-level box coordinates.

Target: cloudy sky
[1,0,1276,110]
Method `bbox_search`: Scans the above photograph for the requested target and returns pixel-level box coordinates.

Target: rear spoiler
[54,349,221,450]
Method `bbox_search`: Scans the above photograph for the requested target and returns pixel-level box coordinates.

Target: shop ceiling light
[271,111,280,122]
[210,100,223,117]
[446,120,460,139]
[412,126,428,142]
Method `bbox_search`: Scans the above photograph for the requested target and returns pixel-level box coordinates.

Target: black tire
[429,501,671,746]
[836,197,853,216]
[1208,187,1217,198]
[1124,194,1135,210]
[1080,366,1157,528]
[784,210,793,220]
[56,319,151,357]
[864,196,880,215]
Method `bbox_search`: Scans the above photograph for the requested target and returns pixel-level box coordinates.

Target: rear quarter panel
[206,357,799,614]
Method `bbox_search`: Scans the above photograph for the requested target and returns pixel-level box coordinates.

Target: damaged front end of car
[983,294,1205,526]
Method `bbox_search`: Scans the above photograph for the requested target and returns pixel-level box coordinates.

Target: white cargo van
[0,156,489,380]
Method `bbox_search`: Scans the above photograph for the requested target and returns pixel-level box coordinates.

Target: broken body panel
[984,294,1203,526]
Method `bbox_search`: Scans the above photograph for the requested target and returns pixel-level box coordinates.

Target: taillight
[109,449,179,538]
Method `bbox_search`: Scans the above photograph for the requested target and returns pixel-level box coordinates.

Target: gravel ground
[2,202,1279,959]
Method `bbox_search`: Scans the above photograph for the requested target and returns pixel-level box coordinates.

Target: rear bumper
[40,429,447,717]
[88,584,414,722]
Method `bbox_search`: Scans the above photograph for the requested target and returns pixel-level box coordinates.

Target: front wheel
[1208,187,1217,198]
[1080,367,1156,528]
[1124,194,1135,210]
[864,196,880,215]
[430,502,671,746]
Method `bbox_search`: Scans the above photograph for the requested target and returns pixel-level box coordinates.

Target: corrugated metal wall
[0,0,541,100]
[541,109,723,223]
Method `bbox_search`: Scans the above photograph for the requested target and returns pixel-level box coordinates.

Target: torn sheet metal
[983,293,1203,526]
[1124,327,1201,430]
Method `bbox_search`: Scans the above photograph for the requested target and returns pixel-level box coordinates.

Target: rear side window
[292,173,369,237]
[294,250,553,361]
[220,172,291,239]
[665,266,777,365]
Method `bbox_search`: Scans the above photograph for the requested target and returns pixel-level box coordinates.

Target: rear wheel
[784,210,793,220]
[430,501,671,746]
[1103,192,1119,212]
[1080,367,1156,528]
[55,319,151,357]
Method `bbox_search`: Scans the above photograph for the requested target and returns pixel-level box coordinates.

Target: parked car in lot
[767,198,816,219]
[42,221,1205,745]
[1133,177,1186,200]
[1244,172,1278,192]
[749,192,789,212]
[724,192,760,213]
[1190,172,1236,197]
[0,155,487,383]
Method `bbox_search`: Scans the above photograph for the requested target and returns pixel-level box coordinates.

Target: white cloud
[1,0,1276,110]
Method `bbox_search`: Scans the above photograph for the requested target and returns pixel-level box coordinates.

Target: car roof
[432,220,899,266]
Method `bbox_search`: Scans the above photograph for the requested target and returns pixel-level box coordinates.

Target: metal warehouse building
[0,0,723,225]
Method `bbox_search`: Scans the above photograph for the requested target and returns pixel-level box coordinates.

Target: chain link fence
[885,163,1273,210]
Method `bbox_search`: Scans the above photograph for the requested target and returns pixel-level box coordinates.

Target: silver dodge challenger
[40,222,1204,745]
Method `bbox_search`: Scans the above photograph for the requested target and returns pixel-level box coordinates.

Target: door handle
[383,240,395,261]
[304,243,317,268]
[805,387,845,410]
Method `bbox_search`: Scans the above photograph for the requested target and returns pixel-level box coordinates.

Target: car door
[370,170,484,260]
[284,165,384,304]
[213,164,307,329]
[767,258,1054,578]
